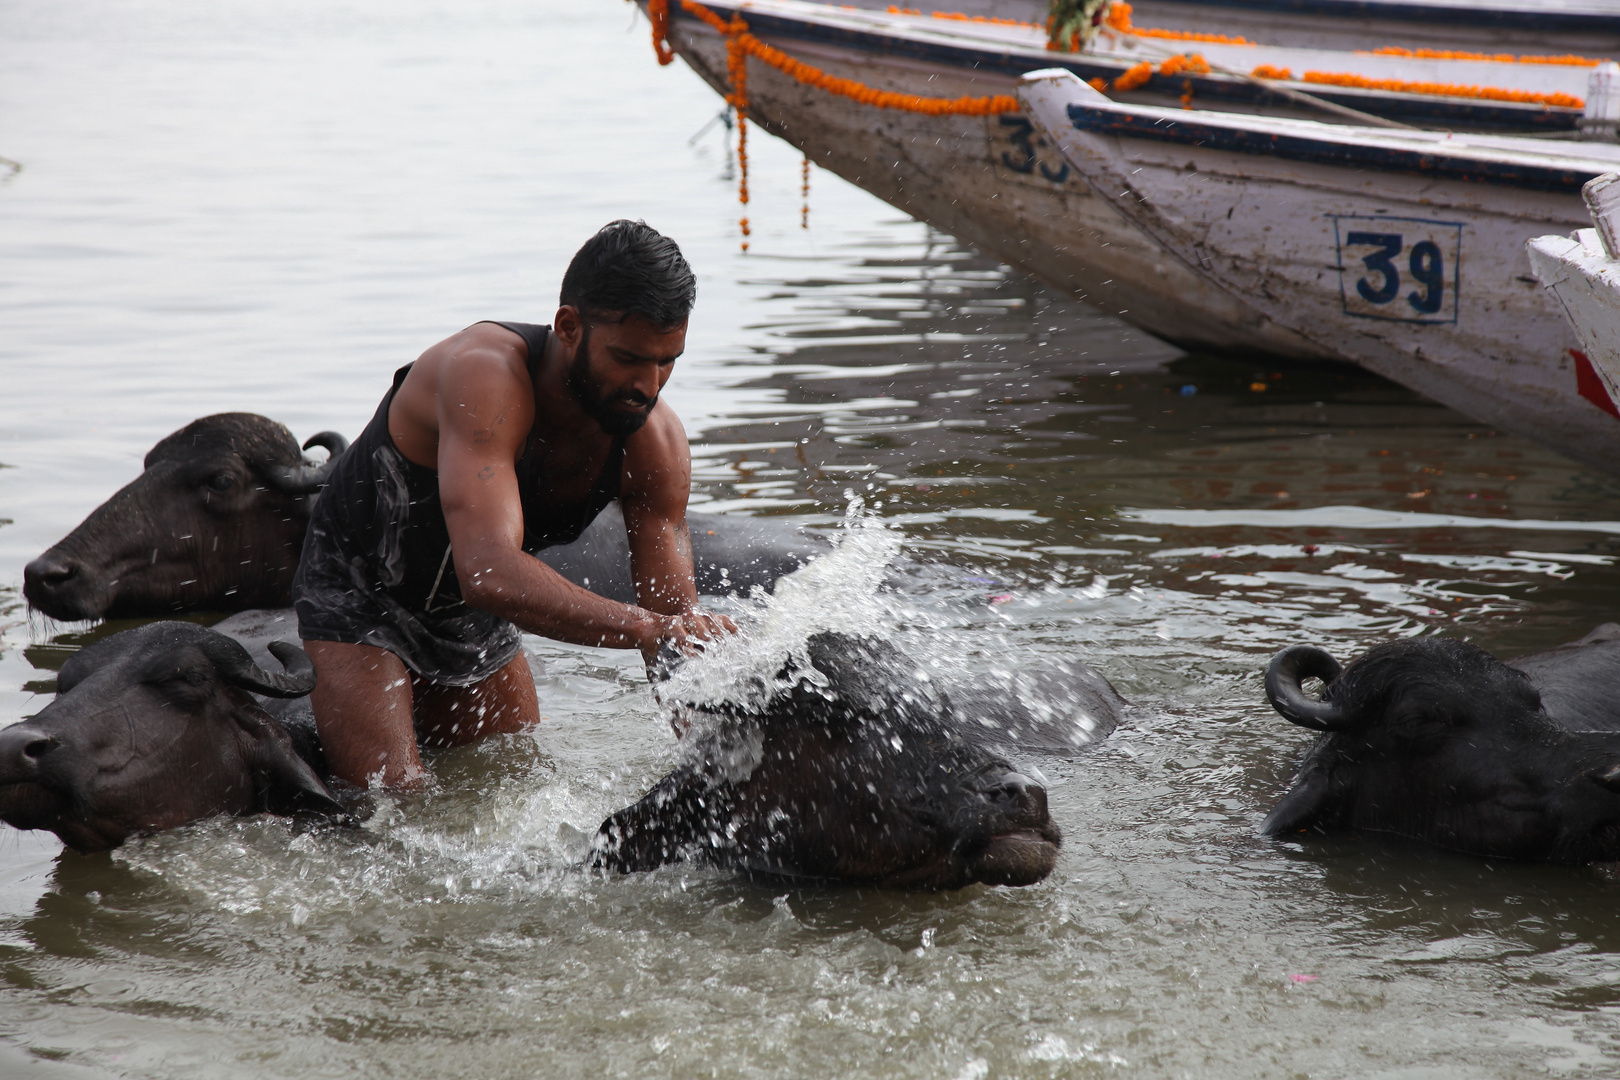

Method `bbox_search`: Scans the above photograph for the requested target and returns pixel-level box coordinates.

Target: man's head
[556,221,696,436]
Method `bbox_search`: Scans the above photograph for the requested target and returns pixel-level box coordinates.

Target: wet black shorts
[292,437,522,688]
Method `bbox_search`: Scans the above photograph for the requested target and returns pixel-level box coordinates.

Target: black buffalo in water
[0,622,342,852]
[1262,624,1620,862]
[24,414,346,621]
[591,632,1124,889]
[1,620,1122,890]
[24,413,825,621]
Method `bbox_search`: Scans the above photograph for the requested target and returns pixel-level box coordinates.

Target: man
[293,221,733,789]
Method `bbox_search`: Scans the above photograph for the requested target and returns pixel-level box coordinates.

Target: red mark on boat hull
[1573,348,1620,419]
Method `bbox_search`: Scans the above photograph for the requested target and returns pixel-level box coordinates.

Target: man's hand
[640,610,738,662]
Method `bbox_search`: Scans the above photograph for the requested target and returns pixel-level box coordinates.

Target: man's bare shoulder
[394,324,535,462]
[420,323,530,391]
[628,401,689,461]
[621,402,691,507]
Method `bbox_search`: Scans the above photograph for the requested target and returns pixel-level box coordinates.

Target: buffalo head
[1261,636,1620,862]
[23,414,346,620]
[592,633,1066,889]
[0,622,341,852]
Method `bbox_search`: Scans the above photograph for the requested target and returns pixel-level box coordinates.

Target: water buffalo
[24,414,346,621]
[0,622,341,852]
[1262,624,1620,862]
[3,618,1122,888]
[24,413,826,621]
[591,632,1124,889]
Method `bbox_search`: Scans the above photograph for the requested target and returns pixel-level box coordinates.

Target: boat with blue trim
[1127,0,1620,56]
[1014,67,1620,472]
[643,0,1620,469]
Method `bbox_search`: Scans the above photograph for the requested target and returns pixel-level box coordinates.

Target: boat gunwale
[1155,0,1620,34]
[670,0,1581,130]
[1063,100,1619,191]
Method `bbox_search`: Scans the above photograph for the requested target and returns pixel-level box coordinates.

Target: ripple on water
[7,0,1620,1075]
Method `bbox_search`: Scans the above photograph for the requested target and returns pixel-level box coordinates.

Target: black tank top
[326,322,627,615]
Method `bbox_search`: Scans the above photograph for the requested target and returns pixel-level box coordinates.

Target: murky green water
[6,1,1620,1077]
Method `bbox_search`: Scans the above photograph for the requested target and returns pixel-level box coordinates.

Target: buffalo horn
[302,430,349,458]
[1264,645,1349,732]
[196,633,318,698]
[1589,763,1620,793]
[263,430,348,493]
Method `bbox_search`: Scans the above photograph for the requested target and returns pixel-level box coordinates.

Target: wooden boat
[648,0,1620,470]
[1127,0,1620,56]
[1528,174,1620,419]
[671,0,1607,133]
[1016,68,1620,472]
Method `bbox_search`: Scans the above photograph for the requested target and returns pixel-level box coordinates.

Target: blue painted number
[1407,240,1444,315]
[1346,232,1401,305]
[998,116,1070,183]
[1346,231,1445,315]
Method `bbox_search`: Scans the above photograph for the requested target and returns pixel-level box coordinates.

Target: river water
[7,1,1620,1077]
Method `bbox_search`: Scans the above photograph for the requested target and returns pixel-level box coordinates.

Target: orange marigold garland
[1157,53,1210,78]
[1103,1,1250,46]
[801,154,811,229]
[648,0,676,65]
[678,0,1019,115]
[1368,45,1600,67]
[1111,60,1152,92]
[648,0,1030,246]
[725,13,751,251]
[1300,69,1583,109]
[1104,54,1208,93]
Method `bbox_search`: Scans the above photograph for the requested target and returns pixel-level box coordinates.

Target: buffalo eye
[204,472,235,494]
[144,663,213,694]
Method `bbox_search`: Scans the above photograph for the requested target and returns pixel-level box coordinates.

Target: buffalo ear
[1260,770,1341,837]
[57,634,137,693]
[234,705,345,818]
[1589,764,1620,794]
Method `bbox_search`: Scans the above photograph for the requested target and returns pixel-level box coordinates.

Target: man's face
[565,316,686,437]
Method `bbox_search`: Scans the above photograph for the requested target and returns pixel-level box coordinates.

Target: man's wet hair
[560,220,697,331]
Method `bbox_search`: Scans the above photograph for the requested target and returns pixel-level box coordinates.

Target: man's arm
[620,410,736,651]
[434,353,678,658]
[620,409,703,617]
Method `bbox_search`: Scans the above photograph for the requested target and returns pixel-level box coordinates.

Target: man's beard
[565,325,656,437]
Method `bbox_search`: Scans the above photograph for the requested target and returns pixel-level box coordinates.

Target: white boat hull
[1017,68,1620,471]
[1528,227,1620,416]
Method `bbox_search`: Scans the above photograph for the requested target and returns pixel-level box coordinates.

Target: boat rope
[801,154,811,229]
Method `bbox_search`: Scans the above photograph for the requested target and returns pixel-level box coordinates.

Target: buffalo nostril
[0,725,57,776]
[986,772,1048,816]
[24,554,78,593]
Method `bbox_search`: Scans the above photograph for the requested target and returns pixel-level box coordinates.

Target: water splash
[658,494,919,713]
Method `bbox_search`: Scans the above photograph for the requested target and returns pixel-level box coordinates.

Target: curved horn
[1264,645,1349,732]
[196,633,318,698]
[263,431,347,494]
[302,430,349,458]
